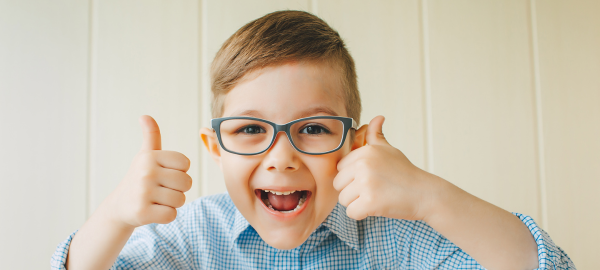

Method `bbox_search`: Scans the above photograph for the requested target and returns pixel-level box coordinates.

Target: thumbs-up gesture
[333,115,440,221]
[105,115,193,228]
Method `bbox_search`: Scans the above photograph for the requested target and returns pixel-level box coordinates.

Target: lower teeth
[263,192,307,213]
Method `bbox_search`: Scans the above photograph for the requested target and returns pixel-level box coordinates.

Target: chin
[257,227,310,250]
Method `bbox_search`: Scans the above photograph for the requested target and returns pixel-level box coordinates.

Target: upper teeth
[263,189,299,195]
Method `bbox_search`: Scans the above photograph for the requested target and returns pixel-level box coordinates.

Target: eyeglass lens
[218,118,345,154]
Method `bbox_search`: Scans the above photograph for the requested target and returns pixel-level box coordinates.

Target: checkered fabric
[51,193,575,269]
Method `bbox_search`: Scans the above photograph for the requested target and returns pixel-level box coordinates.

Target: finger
[365,115,389,146]
[140,115,162,151]
[336,146,367,172]
[147,204,178,224]
[332,166,356,191]
[152,186,186,208]
[154,150,191,172]
[337,180,360,207]
[346,196,369,220]
[156,168,193,192]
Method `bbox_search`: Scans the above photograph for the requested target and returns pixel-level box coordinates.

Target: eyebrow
[230,106,339,120]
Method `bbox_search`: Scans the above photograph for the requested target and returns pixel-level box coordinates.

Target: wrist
[420,173,464,225]
[96,192,136,232]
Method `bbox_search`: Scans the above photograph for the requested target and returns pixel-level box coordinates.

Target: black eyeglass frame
[210,116,358,156]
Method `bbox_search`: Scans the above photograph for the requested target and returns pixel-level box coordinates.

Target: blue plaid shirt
[51,193,574,269]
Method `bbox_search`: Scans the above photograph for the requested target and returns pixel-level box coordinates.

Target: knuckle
[172,151,188,163]
[338,194,347,206]
[183,154,191,169]
[358,175,370,186]
[356,158,370,169]
[346,208,358,220]
[366,146,380,158]
[140,169,158,183]
[184,175,193,191]
[179,193,187,207]
[160,208,177,224]
[138,185,153,201]
[332,177,341,190]
[341,199,350,207]
[173,192,186,208]
[333,182,341,191]
[362,193,375,205]
[133,206,151,225]
[156,211,172,225]
[138,150,156,161]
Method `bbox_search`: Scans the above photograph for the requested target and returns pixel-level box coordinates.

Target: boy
[52,10,574,269]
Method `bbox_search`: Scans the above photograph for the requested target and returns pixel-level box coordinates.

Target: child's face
[201,61,366,250]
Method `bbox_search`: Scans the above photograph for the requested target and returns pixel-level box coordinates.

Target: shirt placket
[273,248,300,270]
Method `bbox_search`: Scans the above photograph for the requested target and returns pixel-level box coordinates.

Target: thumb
[366,115,389,146]
[139,115,162,150]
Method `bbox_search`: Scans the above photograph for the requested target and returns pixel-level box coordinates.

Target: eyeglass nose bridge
[268,122,297,150]
[273,123,290,133]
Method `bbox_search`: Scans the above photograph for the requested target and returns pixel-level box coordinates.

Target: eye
[236,125,266,135]
[300,124,331,135]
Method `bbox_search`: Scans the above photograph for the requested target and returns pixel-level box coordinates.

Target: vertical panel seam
[200,0,209,196]
[529,0,549,231]
[196,0,205,196]
[310,0,318,15]
[85,0,95,219]
[420,0,434,173]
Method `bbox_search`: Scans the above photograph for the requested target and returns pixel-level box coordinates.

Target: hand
[333,115,438,221]
[104,115,193,228]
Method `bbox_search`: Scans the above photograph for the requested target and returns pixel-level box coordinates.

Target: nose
[262,131,300,172]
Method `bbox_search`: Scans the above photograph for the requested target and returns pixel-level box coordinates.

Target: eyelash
[235,125,266,135]
[299,124,331,135]
[234,124,332,135]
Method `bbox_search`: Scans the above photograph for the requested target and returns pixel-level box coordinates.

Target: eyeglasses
[210,116,358,155]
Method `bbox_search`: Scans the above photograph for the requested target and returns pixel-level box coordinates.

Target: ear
[200,127,222,166]
[350,124,368,151]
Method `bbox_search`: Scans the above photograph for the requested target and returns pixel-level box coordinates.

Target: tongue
[267,192,301,211]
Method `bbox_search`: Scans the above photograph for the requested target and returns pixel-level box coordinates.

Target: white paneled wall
[0,1,89,269]
[0,0,598,268]
[317,0,427,171]
[535,0,600,267]
[88,0,201,216]
[426,0,541,222]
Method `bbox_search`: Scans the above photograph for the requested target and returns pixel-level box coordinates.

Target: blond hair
[210,10,361,142]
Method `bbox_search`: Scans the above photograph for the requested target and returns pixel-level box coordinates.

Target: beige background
[1,0,598,268]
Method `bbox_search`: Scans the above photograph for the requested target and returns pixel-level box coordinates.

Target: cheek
[305,153,344,190]
[317,142,352,178]
[309,143,354,198]
[220,153,260,192]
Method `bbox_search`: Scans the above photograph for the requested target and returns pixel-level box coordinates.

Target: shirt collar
[321,202,360,251]
[229,202,360,251]
[230,208,251,249]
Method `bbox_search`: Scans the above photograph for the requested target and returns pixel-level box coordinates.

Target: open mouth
[255,189,310,214]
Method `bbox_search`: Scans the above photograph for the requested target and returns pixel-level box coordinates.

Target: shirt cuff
[50,230,78,270]
[512,213,576,269]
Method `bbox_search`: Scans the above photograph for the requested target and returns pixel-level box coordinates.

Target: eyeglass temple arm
[351,118,358,130]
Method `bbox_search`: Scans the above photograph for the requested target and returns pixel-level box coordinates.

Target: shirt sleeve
[456,213,576,269]
[395,213,575,269]
[50,230,78,270]
[49,207,196,270]
[111,218,195,269]
[512,212,576,269]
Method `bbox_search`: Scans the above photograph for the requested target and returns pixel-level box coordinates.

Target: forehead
[222,62,346,122]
